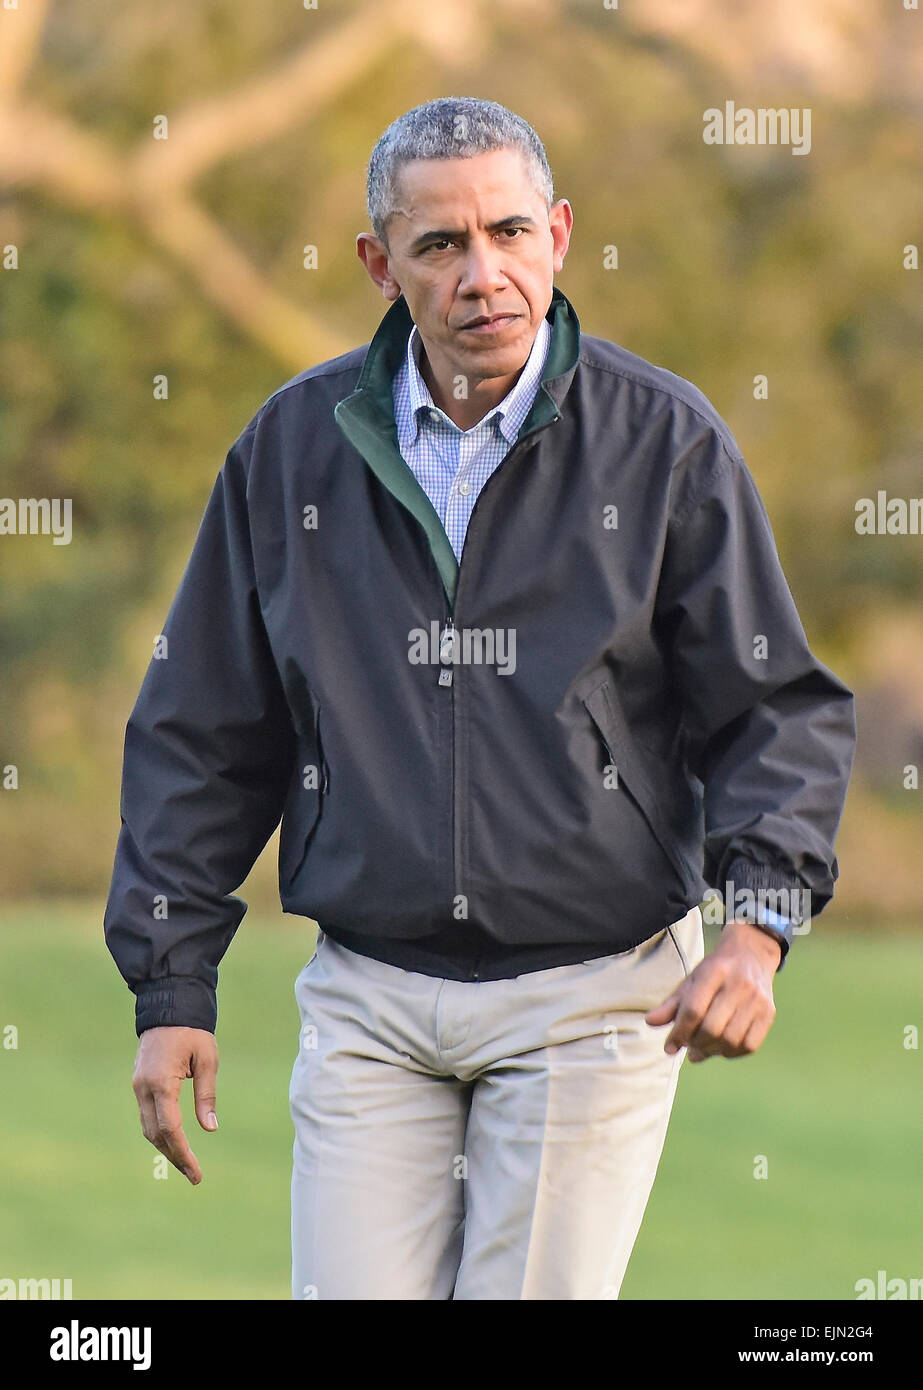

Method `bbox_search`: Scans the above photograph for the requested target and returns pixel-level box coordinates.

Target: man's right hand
[132,1026,219,1185]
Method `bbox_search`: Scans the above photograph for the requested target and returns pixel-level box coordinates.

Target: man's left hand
[644,919,781,1063]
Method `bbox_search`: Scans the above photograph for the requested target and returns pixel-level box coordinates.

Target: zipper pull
[438,619,455,687]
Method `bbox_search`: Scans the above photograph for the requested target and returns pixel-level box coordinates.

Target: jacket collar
[339,285,580,437]
[333,286,581,608]
[399,315,552,451]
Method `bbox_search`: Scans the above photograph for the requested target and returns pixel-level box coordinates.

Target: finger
[136,1085,195,1171]
[644,988,682,1027]
[739,1008,775,1057]
[695,1000,767,1062]
[682,985,739,1059]
[664,978,720,1054]
[718,1001,765,1056]
[192,1044,219,1132]
[151,1086,201,1184]
[135,1085,161,1148]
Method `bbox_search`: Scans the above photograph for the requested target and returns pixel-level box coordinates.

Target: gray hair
[366,96,555,248]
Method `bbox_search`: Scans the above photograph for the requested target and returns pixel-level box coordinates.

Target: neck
[418,346,527,432]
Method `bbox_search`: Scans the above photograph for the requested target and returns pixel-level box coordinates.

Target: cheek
[413,284,451,320]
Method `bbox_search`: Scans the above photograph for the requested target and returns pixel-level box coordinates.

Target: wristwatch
[728,906,794,969]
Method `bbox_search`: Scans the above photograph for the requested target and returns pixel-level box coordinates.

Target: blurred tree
[0,0,919,908]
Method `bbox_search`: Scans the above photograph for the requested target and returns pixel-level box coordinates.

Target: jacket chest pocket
[582,679,693,895]
[282,702,329,888]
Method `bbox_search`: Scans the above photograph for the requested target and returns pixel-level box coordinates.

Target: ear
[356,232,402,300]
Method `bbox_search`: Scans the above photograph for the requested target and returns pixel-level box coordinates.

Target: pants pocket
[665,906,704,981]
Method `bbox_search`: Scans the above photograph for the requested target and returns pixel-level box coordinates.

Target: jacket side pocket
[282,702,328,889]
[583,679,694,897]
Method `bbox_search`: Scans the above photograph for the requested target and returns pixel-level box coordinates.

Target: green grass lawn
[0,902,919,1300]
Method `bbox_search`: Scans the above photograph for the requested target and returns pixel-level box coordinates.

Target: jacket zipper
[434,420,559,927]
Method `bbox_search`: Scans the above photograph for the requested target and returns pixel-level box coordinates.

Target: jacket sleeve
[103,423,297,1035]
[654,433,856,936]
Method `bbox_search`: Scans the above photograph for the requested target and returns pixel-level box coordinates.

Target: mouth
[459,313,520,335]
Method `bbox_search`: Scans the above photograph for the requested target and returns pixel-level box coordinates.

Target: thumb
[192,1048,219,1132]
[644,989,681,1027]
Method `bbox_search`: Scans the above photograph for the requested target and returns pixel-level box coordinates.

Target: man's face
[358,147,572,394]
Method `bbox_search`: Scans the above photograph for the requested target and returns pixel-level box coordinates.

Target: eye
[423,227,526,254]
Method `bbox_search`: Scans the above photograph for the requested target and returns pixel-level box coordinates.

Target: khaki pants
[289,905,705,1300]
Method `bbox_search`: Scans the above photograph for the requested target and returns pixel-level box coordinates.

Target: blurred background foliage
[0,0,920,915]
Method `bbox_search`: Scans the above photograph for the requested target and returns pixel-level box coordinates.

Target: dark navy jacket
[103,287,856,1034]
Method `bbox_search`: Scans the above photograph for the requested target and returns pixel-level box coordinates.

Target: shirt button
[458,482,471,496]
[428,409,440,422]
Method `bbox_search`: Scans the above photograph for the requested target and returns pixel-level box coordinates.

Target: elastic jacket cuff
[722,854,806,969]
[133,976,218,1036]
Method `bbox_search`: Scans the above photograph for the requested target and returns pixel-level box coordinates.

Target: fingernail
[207,1111,218,1130]
[665,1043,678,1055]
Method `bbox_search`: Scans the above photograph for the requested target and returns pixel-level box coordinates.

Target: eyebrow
[407,215,537,253]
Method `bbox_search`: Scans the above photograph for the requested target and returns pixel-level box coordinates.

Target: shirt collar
[399,314,552,451]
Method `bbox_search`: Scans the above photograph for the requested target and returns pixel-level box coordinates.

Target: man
[104,96,856,1300]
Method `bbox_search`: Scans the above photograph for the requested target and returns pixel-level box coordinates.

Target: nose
[457,236,509,300]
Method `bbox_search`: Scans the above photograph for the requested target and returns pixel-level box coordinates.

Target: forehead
[390,147,538,227]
